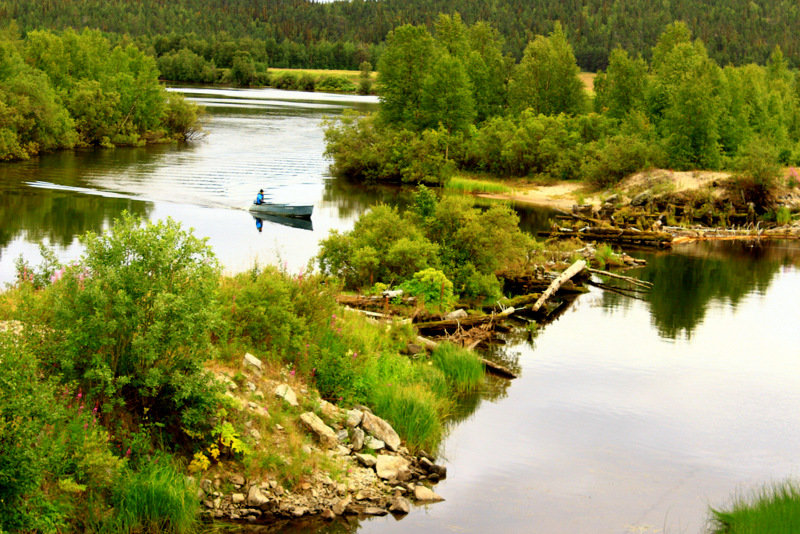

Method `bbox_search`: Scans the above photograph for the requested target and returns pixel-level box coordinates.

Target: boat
[252,214,313,231]
[248,202,313,219]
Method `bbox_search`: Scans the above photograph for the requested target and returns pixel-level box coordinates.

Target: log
[531,260,586,313]
[585,267,653,289]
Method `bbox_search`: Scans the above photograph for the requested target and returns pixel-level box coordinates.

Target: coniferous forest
[3,0,800,71]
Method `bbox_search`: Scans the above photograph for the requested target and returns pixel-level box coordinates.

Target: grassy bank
[0,213,483,531]
[711,482,800,533]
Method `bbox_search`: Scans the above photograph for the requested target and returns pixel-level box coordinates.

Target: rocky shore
[202,353,447,525]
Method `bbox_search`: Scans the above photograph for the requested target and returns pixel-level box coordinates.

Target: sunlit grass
[431,342,484,393]
[446,176,514,194]
[711,482,800,533]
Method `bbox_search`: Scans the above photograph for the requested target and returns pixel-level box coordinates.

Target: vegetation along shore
[3,2,800,531]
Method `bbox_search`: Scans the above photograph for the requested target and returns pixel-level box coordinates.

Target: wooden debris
[415,336,518,379]
[585,267,653,289]
[540,226,673,247]
[531,260,586,313]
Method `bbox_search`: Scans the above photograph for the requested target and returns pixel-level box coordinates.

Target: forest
[325,16,800,206]
[0,26,199,161]
[3,0,800,72]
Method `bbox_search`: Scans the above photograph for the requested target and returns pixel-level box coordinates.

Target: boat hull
[249,203,313,219]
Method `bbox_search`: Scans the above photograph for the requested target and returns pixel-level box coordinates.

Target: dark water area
[2,87,799,534]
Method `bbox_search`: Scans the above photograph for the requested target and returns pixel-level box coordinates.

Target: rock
[414,485,444,502]
[419,457,435,472]
[246,381,257,392]
[321,509,335,521]
[232,493,246,504]
[389,496,411,514]
[604,193,619,205]
[291,507,308,517]
[355,453,377,468]
[346,409,363,428]
[361,412,401,452]
[274,384,299,407]
[631,191,652,207]
[376,455,411,481]
[430,464,447,479]
[445,309,468,320]
[203,500,215,509]
[201,479,213,493]
[351,428,365,451]
[212,497,221,509]
[300,412,338,448]
[363,506,389,516]
[243,352,263,372]
[336,429,348,443]
[318,399,340,421]
[229,474,246,486]
[332,496,351,516]
[364,435,385,451]
[249,428,262,441]
[247,485,269,507]
[403,343,423,355]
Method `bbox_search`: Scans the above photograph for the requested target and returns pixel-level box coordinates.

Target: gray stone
[375,455,410,481]
[363,506,389,516]
[229,474,246,486]
[231,493,246,504]
[364,435,385,451]
[361,411,401,452]
[300,412,338,448]
[201,479,213,493]
[318,399,340,421]
[355,453,377,468]
[414,485,444,502]
[351,427,365,451]
[419,457,435,472]
[336,429,349,443]
[247,485,269,507]
[203,500,215,509]
[249,428,262,441]
[346,409,363,428]
[389,496,411,514]
[274,384,299,407]
[321,509,336,520]
[445,309,468,320]
[243,352,263,372]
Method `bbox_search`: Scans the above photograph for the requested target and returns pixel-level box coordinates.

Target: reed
[431,342,485,393]
[445,176,513,194]
[711,482,800,534]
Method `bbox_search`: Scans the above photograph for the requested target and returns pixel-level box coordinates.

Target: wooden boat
[249,202,313,219]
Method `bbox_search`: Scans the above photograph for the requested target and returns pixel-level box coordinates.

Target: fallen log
[585,267,653,289]
[531,260,586,313]
[540,227,673,247]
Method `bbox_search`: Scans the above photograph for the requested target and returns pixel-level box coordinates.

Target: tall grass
[711,482,800,534]
[369,385,445,453]
[109,460,199,534]
[431,342,484,393]
[445,176,513,194]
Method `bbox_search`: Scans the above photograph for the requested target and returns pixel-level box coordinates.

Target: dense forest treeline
[325,16,800,209]
[0,26,199,161]
[4,0,800,71]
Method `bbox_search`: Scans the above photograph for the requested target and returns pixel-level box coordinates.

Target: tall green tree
[377,24,435,128]
[419,52,475,133]
[594,47,648,119]
[508,22,587,116]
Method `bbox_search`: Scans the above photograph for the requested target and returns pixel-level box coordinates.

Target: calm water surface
[2,88,799,534]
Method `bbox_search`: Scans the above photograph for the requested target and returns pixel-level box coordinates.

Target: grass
[711,482,800,533]
[431,342,484,393]
[446,176,514,194]
[268,68,375,83]
[109,459,199,534]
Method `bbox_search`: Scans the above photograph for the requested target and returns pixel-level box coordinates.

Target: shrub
[400,268,456,312]
[316,75,355,93]
[18,213,221,443]
[271,71,298,90]
[733,137,781,210]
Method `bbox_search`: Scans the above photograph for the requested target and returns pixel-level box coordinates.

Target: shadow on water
[598,240,800,339]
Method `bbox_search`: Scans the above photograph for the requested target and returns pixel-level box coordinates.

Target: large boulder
[389,496,411,514]
[361,412,401,452]
[375,455,410,481]
[300,412,338,448]
[247,485,269,507]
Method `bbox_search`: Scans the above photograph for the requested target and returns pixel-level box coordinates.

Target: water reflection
[599,241,800,339]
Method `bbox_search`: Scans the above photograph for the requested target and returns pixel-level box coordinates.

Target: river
[1,88,799,534]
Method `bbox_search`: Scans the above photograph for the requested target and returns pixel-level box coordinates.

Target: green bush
[400,268,456,312]
[316,75,355,93]
[18,213,221,442]
[271,71,298,90]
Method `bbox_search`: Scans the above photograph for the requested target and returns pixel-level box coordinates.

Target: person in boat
[255,189,265,205]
